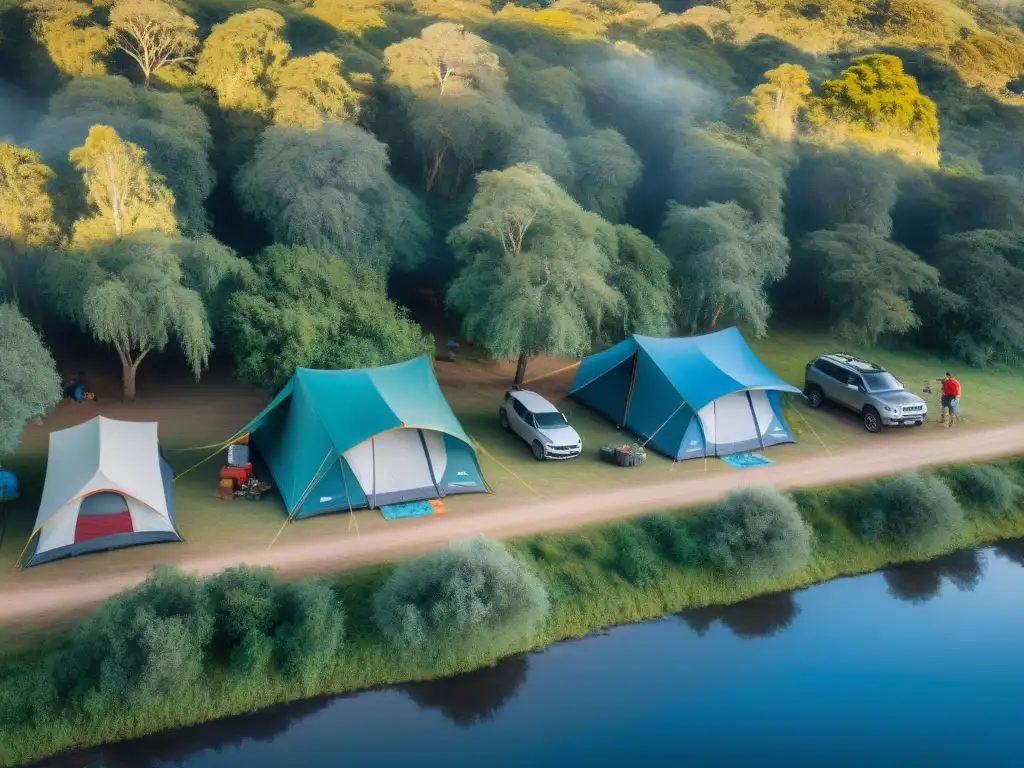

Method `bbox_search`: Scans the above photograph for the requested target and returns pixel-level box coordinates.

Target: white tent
[24,416,180,567]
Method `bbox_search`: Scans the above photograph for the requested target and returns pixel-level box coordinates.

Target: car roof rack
[826,352,885,372]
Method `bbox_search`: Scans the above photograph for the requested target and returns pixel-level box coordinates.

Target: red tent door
[74,492,135,543]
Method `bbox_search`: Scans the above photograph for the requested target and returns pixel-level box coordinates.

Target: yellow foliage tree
[747,63,812,141]
[806,54,940,166]
[272,53,362,129]
[69,125,178,247]
[26,0,108,76]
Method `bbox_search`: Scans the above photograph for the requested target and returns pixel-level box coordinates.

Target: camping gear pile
[234,477,273,501]
[600,443,646,467]
[215,442,265,500]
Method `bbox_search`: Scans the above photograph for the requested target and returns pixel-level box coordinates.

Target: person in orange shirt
[940,372,961,427]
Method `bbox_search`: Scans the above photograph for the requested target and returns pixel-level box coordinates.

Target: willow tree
[747,63,811,142]
[806,54,940,166]
[447,163,621,387]
[384,22,517,195]
[26,0,108,76]
[0,304,61,455]
[196,9,290,116]
[800,224,939,344]
[44,232,239,399]
[271,53,361,129]
[68,125,177,247]
[659,201,789,336]
[0,144,61,304]
[234,123,431,273]
[607,225,674,341]
[39,77,214,234]
[109,0,199,87]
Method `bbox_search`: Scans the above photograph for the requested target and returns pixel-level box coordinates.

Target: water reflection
[882,548,984,604]
[31,697,331,768]
[678,590,798,639]
[994,537,1024,567]
[399,654,528,726]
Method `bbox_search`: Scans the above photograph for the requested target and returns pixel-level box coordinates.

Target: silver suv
[804,353,927,433]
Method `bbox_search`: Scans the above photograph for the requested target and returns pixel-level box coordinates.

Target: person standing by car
[940,372,961,427]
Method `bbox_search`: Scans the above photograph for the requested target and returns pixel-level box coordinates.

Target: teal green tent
[238,357,488,518]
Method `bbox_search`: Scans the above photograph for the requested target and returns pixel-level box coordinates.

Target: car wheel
[531,440,546,461]
[499,409,510,431]
[913,420,924,427]
[863,407,882,433]
[805,387,825,409]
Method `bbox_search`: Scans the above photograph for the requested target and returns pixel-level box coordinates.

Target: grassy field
[1,327,1022,597]
[1,456,1023,766]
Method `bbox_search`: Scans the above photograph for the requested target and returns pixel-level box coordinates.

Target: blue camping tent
[237,357,488,519]
[569,328,801,459]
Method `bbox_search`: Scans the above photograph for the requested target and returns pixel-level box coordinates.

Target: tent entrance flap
[344,429,448,508]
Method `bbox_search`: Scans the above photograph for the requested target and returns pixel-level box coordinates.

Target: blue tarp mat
[380,500,435,520]
[719,452,774,469]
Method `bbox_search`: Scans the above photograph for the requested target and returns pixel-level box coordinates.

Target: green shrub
[853,472,964,553]
[699,487,812,582]
[372,537,550,660]
[941,465,1021,514]
[58,566,214,701]
[274,579,345,686]
[638,514,700,566]
[207,566,279,673]
[611,526,661,585]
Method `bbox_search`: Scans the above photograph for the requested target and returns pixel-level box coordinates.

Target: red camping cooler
[219,463,252,487]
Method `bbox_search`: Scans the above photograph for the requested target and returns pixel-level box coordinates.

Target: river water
[36,540,1024,768]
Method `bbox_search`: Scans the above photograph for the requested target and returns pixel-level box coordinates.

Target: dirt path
[3,422,1023,631]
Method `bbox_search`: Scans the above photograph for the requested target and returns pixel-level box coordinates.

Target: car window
[846,373,865,389]
[525,413,537,428]
[534,411,568,429]
[512,400,527,418]
[815,360,841,380]
[862,371,902,392]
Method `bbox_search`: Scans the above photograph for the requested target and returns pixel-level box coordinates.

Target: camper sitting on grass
[63,372,96,403]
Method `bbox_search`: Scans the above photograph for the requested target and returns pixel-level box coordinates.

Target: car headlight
[883,405,892,412]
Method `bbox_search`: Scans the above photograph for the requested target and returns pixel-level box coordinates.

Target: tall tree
[806,54,940,166]
[234,123,431,273]
[566,129,641,223]
[44,231,238,399]
[800,224,940,344]
[225,245,434,390]
[39,76,214,234]
[271,52,361,129]
[68,125,177,247]
[384,23,518,195]
[446,163,621,387]
[109,0,199,88]
[25,0,108,76]
[923,229,1024,365]
[786,148,902,237]
[747,63,811,142]
[0,303,61,455]
[672,125,789,225]
[659,201,789,337]
[0,144,61,304]
[607,224,674,341]
[195,9,290,117]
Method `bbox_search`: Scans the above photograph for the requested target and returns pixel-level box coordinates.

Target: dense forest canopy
[0,0,1023,416]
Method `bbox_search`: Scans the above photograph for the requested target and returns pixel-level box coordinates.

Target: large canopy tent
[236,356,488,519]
[23,416,179,567]
[569,328,801,460]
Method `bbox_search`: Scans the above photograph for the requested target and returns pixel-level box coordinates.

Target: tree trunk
[426,145,447,192]
[121,358,138,401]
[513,352,529,388]
[710,302,723,329]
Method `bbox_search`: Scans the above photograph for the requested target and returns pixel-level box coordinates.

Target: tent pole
[418,430,442,498]
[371,438,377,509]
[619,351,640,428]
[746,391,766,452]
